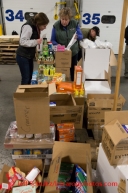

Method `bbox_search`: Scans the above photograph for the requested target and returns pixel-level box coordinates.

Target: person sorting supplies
[51,7,83,81]
[16,13,49,85]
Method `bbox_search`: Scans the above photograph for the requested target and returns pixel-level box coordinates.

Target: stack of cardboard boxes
[55,50,71,81]
[96,111,128,193]
[87,94,125,142]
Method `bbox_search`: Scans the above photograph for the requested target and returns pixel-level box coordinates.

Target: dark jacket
[16,19,39,59]
[125,26,128,45]
[53,19,79,56]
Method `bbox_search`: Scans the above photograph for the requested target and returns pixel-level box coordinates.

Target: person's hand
[37,39,42,45]
[74,34,78,39]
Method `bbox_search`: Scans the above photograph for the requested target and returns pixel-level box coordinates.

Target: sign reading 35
[82,13,100,25]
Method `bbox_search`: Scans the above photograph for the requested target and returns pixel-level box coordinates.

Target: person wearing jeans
[16,13,49,85]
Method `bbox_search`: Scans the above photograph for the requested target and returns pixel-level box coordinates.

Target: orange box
[74,66,83,89]
[57,82,74,93]
[57,123,74,130]
[57,128,75,135]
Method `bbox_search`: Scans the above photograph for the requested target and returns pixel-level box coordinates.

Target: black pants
[70,53,78,81]
[16,54,34,85]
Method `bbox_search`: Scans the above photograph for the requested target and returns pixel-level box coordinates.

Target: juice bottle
[74,66,83,89]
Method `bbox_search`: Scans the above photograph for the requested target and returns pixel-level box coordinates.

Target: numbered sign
[82,13,101,25]
[5,9,24,22]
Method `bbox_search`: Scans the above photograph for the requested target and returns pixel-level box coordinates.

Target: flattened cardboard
[55,50,71,68]
[102,119,128,165]
[44,142,93,193]
[14,84,56,134]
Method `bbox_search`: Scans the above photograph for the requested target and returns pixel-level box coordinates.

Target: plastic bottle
[74,66,83,89]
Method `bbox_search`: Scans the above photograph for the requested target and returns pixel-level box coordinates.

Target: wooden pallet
[0,35,19,43]
[0,44,18,51]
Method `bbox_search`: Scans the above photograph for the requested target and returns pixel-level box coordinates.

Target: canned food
[34,134,43,139]
[26,134,33,139]
[18,134,25,139]
[33,150,42,155]
[13,149,23,155]
[23,149,33,155]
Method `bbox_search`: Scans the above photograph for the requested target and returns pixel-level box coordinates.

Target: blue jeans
[16,54,34,85]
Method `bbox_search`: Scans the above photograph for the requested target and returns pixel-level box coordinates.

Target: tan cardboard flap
[44,154,61,193]
[0,165,10,183]
[52,142,91,171]
[75,97,85,105]
[109,49,117,66]
[50,94,74,106]
[48,83,56,96]
[16,159,43,173]
[14,94,50,134]
[18,84,48,89]
[105,111,128,125]
[118,179,126,193]
[104,119,128,145]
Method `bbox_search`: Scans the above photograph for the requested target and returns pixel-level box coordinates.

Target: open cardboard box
[44,141,93,193]
[81,48,117,95]
[0,159,44,193]
[102,111,128,165]
[81,48,117,80]
[50,94,80,124]
[13,84,56,134]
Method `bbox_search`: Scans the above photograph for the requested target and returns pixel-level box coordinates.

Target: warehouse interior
[1,0,128,193]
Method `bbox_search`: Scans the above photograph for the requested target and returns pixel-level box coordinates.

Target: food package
[57,82,74,93]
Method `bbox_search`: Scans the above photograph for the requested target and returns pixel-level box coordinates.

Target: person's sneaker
[124,73,128,78]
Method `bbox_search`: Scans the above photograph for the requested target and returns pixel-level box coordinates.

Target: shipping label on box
[55,50,71,68]
[102,119,128,165]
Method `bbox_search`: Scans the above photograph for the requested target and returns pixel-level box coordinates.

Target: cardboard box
[96,144,119,193]
[87,94,125,128]
[102,119,128,165]
[0,159,44,193]
[12,154,52,160]
[55,67,70,81]
[44,141,93,193]
[13,84,56,134]
[81,48,117,80]
[50,94,80,124]
[55,50,71,68]
[74,97,85,129]
[87,94,125,109]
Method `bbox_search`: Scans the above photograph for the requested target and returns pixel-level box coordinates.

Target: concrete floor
[0,57,128,173]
